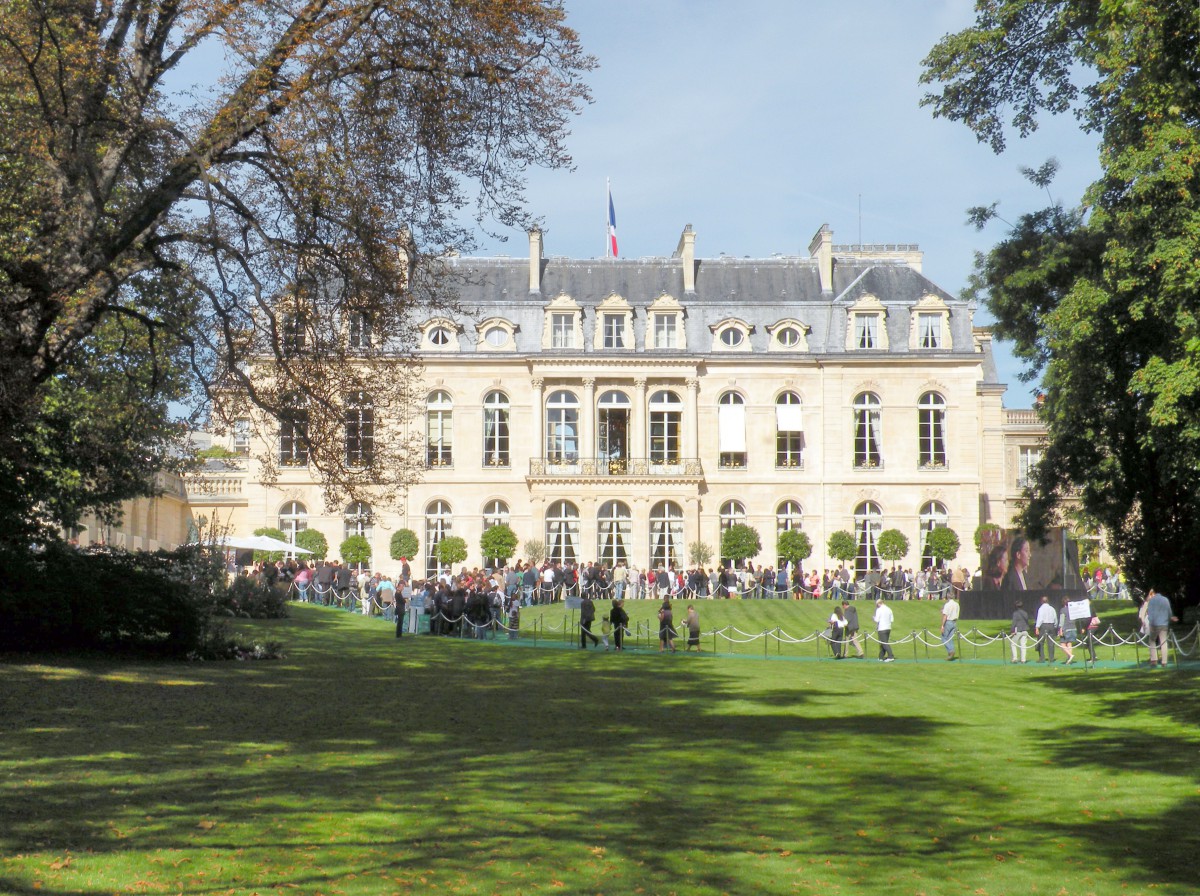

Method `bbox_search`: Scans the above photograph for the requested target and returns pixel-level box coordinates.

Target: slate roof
[430,251,987,374]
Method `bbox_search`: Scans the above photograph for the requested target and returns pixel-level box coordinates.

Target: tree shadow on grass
[0,607,1137,895]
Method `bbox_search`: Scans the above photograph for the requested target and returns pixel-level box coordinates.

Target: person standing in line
[684,604,702,652]
[1034,594,1058,662]
[941,591,960,661]
[841,600,865,658]
[827,605,847,658]
[579,593,600,649]
[1057,600,1077,664]
[506,594,521,640]
[873,598,895,662]
[609,598,629,651]
[1143,588,1178,667]
[1009,599,1031,663]
[612,560,628,603]
[658,598,676,653]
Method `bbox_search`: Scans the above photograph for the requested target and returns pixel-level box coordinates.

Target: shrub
[295,528,328,560]
[827,530,857,563]
[340,534,372,568]
[721,524,762,567]
[481,524,519,566]
[390,528,419,562]
[213,576,290,619]
[435,535,468,567]
[0,542,222,656]
[777,529,813,566]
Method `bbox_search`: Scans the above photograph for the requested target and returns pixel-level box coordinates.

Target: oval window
[484,326,508,347]
[777,326,800,347]
[720,327,744,347]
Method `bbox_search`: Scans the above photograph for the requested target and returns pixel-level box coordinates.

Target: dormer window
[855,314,880,349]
[477,317,517,351]
[846,295,889,351]
[909,295,953,350]
[711,318,753,352]
[593,294,633,351]
[348,310,372,349]
[421,318,461,351]
[541,295,583,350]
[647,295,686,351]
[768,319,811,352]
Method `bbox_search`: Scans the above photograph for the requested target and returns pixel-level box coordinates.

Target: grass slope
[2,602,1197,896]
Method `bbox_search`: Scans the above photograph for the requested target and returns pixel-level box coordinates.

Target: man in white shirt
[1034,594,1058,662]
[873,599,895,662]
[941,593,960,661]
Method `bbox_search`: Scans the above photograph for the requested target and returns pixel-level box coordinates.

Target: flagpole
[605,178,611,259]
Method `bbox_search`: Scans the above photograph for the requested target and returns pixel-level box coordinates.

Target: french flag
[607,183,618,258]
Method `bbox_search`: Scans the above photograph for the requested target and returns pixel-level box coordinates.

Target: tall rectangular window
[233,418,251,454]
[349,311,372,349]
[603,313,624,348]
[918,393,947,467]
[653,313,677,349]
[918,313,942,349]
[552,312,575,348]
[1018,446,1042,487]
[854,314,878,349]
[279,409,309,465]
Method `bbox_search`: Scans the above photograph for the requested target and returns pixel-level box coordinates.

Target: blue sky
[468,1,1102,407]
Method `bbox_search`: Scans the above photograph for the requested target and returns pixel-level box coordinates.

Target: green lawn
[2,602,1197,896]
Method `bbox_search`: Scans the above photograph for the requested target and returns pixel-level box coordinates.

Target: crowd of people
[237,553,1181,666]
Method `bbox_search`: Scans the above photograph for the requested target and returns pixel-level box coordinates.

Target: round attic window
[720,327,744,347]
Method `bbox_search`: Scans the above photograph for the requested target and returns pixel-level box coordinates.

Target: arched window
[649,500,684,571]
[597,500,632,567]
[597,390,630,467]
[718,392,746,469]
[854,501,883,577]
[545,500,579,565]
[776,500,804,571]
[426,391,453,467]
[482,500,510,567]
[344,502,373,542]
[483,499,510,529]
[853,392,882,468]
[919,501,949,569]
[278,397,309,466]
[545,390,579,463]
[719,499,747,568]
[278,501,308,547]
[425,500,452,575]
[648,390,682,463]
[483,391,510,467]
[776,391,804,468]
[918,392,947,468]
[345,391,374,466]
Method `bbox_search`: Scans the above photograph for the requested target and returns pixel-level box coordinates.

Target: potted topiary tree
[721,523,762,570]
[688,540,714,568]
[390,528,419,563]
[480,523,519,569]
[522,537,547,567]
[876,529,910,567]
[295,528,328,561]
[827,530,857,567]
[777,529,813,570]
[340,534,372,572]
[924,526,960,568]
[435,535,468,570]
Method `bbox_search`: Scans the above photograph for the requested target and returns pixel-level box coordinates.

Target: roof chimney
[808,224,833,294]
[528,229,543,293]
[674,224,696,293]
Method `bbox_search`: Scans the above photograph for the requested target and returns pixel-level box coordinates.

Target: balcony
[528,456,704,481]
[185,473,247,504]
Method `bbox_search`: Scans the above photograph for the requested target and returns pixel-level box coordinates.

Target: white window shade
[775,404,804,432]
[718,404,746,452]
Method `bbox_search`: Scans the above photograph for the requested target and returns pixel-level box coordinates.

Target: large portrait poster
[977,527,1084,593]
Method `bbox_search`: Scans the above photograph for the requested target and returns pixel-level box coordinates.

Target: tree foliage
[522,538,546,566]
[720,524,761,567]
[688,540,714,568]
[876,529,910,565]
[922,0,1200,601]
[0,0,594,542]
[827,530,857,564]
[924,527,961,566]
[389,528,419,562]
[480,524,519,565]
[435,535,468,568]
[339,534,371,567]
[776,529,813,566]
[294,528,328,561]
